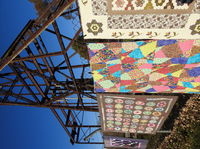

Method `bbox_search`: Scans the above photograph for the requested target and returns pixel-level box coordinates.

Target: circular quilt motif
[133,115,141,119]
[115,127,121,131]
[140,123,147,126]
[135,105,143,110]
[151,116,160,120]
[146,102,156,106]
[122,128,129,132]
[153,112,162,116]
[146,127,154,131]
[130,125,137,128]
[142,115,150,119]
[125,99,134,104]
[157,101,167,107]
[134,110,142,114]
[149,120,157,124]
[105,98,113,103]
[115,117,123,121]
[115,121,122,125]
[124,109,133,114]
[106,113,114,117]
[107,127,114,130]
[107,117,114,121]
[115,114,123,117]
[124,114,132,118]
[105,104,113,108]
[136,101,145,105]
[140,119,148,123]
[148,123,156,127]
[129,129,136,133]
[115,99,124,103]
[144,107,154,111]
[132,119,140,123]
[123,118,131,122]
[123,122,130,126]
[115,109,123,113]
[107,124,114,128]
[107,120,114,124]
[115,103,123,109]
[125,105,134,109]
[143,111,152,115]
[155,107,164,111]
[106,109,114,113]
[138,126,145,130]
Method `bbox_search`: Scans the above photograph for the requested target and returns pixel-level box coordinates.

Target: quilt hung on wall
[104,136,149,148]
[78,0,200,39]
[88,40,200,93]
[98,94,177,134]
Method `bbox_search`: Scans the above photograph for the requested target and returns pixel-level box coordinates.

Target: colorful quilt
[88,40,200,93]
[78,0,200,39]
[104,136,149,148]
[98,94,177,134]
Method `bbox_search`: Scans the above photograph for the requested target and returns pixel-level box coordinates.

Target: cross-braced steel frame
[0,0,103,145]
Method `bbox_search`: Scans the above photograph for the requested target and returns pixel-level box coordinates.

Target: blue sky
[0,1,102,149]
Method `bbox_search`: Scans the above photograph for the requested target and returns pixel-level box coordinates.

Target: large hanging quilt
[98,94,177,134]
[88,40,200,93]
[78,0,200,39]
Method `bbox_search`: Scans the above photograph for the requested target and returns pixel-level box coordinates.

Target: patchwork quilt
[98,94,177,134]
[88,40,200,93]
[78,0,200,39]
[104,136,149,148]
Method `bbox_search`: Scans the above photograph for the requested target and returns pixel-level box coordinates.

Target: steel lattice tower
[0,0,103,145]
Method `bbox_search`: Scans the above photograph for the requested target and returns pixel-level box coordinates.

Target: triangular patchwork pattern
[88,40,200,93]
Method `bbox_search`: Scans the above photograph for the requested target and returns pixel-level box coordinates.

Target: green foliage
[157,95,200,149]
[71,36,89,60]
[28,0,49,16]
[137,94,200,149]
[189,124,200,149]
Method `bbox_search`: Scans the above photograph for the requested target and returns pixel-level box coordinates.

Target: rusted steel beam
[12,63,66,89]
[0,93,53,96]
[1,77,18,102]
[0,64,89,77]
[38,35,55,68]
[33,39,54,76]
[0,89,35,103]
[2,84,46,87]
[76,142,104,144]
[9,64,40,103]
[57,70,72,79]
[50,108,76,143]
[50,92,75,101]
[44,28,73,41]
[0,20,34,60]
[0,76,15,81]
[0,0,76,71]
[52,22,83,106]
[24,47,50,86]
[65,125,101,128]
[61,109,79,131]
[18,61,47,100]
[12,51,63,62]
[61,7,79,16]
[69,51,77,59]
[0,102,99,112]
